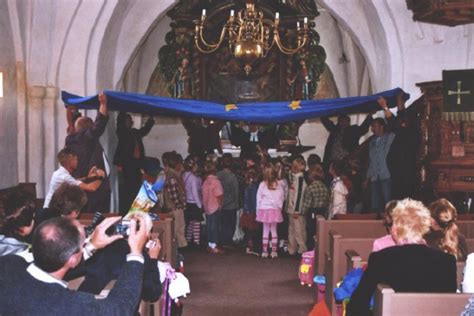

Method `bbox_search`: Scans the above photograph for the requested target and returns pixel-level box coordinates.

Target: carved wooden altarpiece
[155,0,326,156]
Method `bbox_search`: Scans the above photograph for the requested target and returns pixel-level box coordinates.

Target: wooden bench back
[315,216,386,274]
[315,216,474,274]
[374,284,470,316]
[458,221,474,239]
[324,231,376,315]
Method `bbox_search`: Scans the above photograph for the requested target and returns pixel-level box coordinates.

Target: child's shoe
[261,251,269,259]
[271,251,278,259]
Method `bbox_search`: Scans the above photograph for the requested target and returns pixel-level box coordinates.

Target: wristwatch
[84,241,97,257]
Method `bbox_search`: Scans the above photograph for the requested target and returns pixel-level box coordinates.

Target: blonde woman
[347,198,457,316]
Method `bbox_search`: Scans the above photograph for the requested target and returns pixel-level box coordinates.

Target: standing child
[183,156,203,246]
[302,163,329,249]
[241,166,261,255]
[217,154,239,248]
[202,161,224,254]
[328,160,348,219]
[256,163,285,258]
[286,156,308,256]
[163,153,188,248]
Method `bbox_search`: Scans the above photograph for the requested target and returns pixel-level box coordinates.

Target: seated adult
[1,188,121,263]
[0,216,149,315]
[68,212,162,302]
[424,198,467,262]
[0,190,36,259]
[43,148,105,208]
[371,200,397,252]
[347,198,457,316]
[36,183,88,225]
[16,185,162,302]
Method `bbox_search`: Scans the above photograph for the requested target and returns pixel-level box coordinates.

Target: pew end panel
[325,231,376,316]
[374,284,470,316]
[315,217,386,275]
[345,249,364,273]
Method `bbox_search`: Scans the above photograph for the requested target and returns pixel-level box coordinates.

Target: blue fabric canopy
[61,88,409,124]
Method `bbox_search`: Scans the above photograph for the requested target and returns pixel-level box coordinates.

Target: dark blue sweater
[0,254,144,315]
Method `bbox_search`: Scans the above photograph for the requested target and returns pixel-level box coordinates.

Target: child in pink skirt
[256,163,286,258]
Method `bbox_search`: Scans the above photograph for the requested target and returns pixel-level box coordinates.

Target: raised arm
[88,92,109,138]
[66,105,78,135]
[320,116,337,132]
[356,113,374,137]
[136,116,155,138]
[98,92,107,116]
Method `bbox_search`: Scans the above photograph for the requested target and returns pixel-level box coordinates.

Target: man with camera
[0,215,152,315]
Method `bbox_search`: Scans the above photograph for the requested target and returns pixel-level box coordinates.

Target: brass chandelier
[194,1,309,75]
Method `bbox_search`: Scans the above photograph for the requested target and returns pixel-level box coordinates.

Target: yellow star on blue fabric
[288,100,301,110]
[225,104,238,112]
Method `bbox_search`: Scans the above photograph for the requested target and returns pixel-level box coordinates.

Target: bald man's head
[74,117,93,132]
[32,217,83,272]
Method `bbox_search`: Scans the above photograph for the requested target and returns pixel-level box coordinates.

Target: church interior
[1,0,474,315]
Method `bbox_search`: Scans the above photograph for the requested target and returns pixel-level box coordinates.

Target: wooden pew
[325,231,376,316]
[315,216,386,274]
[315,216,474,275]
[457,221,474,239]
[333,214,379,220]
[374,284,470,316]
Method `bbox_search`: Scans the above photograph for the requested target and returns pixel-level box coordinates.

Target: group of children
[43,145,351,258]
[158,150,351,259]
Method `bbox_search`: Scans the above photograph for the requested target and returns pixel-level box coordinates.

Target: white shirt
[26,255,144,289]
[43,166,82,208]
[328,177,348,219]
[463,253,474,293]
[27,263,68,288]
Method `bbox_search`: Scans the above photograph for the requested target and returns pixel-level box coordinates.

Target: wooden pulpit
[418,71,474,211]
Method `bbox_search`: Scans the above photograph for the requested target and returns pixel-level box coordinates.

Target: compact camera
[85,212,136,237]
[114,219,132,237]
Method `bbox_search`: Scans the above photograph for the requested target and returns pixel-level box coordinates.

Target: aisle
[180,247,314,316]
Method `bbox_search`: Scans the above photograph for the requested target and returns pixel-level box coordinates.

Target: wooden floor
[180,246,314,316]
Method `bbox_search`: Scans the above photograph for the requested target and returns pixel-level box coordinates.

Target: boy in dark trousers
[217,154,240,248]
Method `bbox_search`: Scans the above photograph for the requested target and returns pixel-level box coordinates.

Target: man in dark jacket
[65,92,110,213]
[0,216,149,315]
[321,113,373,174]
[114,112,155,214]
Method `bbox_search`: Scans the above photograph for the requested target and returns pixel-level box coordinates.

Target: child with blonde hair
[285,156,307,255]
[256,163,286,258]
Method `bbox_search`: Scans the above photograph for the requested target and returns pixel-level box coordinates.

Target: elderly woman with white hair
[347,198,457,316]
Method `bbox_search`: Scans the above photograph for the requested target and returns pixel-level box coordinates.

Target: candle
[230,9,234,17]
[275,12,280,19]
[202,9,206,17]
[297,21,300,29]
[304,17,308,24]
